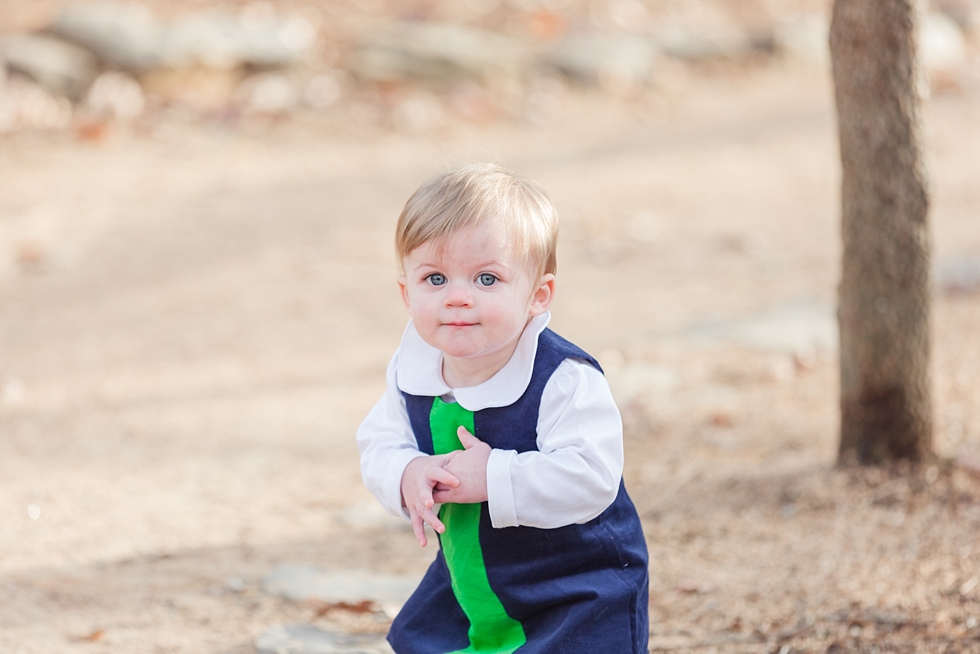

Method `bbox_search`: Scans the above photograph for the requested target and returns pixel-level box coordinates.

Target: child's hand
[401,455,460,547]
[432,427,490,505]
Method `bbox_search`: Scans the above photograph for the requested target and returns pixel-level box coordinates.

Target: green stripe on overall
[430,397,526,654]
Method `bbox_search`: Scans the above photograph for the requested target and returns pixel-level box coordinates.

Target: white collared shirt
[356,312,624,529]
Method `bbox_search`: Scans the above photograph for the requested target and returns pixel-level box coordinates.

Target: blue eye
[426,273,447,286]
[477,273,498,287]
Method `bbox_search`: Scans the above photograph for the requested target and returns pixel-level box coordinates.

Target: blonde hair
[395,163,558,276]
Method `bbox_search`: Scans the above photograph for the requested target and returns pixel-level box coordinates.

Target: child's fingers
[418,483,435,509]
[408,507,427,547]
[418,504,445,534]
[412,482,443,527]
[457,426,483,449]
[426,465,459,488]
[432,488,453,504]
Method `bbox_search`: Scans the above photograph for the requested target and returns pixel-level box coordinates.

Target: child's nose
[444,283,473,307]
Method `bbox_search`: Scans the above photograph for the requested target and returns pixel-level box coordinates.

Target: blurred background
[2,1,980,652]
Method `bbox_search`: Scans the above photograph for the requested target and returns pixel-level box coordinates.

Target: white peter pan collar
[395,312,552,412]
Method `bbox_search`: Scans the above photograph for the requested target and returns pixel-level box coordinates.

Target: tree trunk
[830,0,933,464]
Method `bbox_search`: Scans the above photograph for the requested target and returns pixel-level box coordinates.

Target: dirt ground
[3,43,980,654]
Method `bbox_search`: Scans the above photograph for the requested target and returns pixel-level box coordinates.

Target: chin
[440,344,484,359]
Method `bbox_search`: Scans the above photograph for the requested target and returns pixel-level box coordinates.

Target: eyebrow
[412,259,511,271]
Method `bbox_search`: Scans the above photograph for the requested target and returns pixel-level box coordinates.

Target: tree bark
[830,0,933,464]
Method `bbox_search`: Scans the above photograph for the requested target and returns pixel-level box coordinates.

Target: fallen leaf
[710,411,734,427]
[527,10,567,40]
[76,122,108,143]
[71,629,105,643]
[309,599,376,616]
[15,242,45,270]
[675,580,712,595]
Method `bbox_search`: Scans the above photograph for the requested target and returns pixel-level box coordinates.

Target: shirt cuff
[487,449,518,528]
[383,449,427,519]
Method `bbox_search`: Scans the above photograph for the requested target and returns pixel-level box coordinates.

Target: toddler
[357,163,649,653]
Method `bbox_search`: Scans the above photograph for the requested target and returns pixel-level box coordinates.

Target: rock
[237,72,299,114]
[0,33,100,99]
[932,0,980,29]
[955,451,980,477]
[390,89,444,133]
[303,71,348,110]
[161,11,316,70]
[334,501,409,532]
[48,3,315,74]
[347,22,528,84]
[603,0,654,33]
[0,75,73,131]
[446,81,502,123]
[262,565,420,606]
[920,11,968,73]
[0,63,11,131]
[85,71,145,120]
[540,34,658,93]
[711,356,796,385]
[776,10,967,75]
[255,625,391,654]
[937,254,980,296]
[773,14,830,67]
[607,363,678,405]
[654,26,752,62]
[626,211,662,244]
[522,72,566,126]
[2,377,26,406]
[226,576,248,592]
[48,3,161,73]
[686,299,836,357]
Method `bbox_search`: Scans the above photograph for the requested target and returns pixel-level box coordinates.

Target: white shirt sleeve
[485,358,624,529]
[356,351,425,520]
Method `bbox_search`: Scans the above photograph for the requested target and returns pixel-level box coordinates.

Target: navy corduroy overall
[389,329,649,654]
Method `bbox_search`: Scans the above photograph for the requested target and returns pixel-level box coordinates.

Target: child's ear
[397,274,410,310]
[528,273,555,317]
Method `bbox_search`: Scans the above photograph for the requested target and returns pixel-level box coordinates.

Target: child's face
[398,224,554,384]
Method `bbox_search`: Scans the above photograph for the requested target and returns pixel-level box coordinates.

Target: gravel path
[2,65,980,652]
